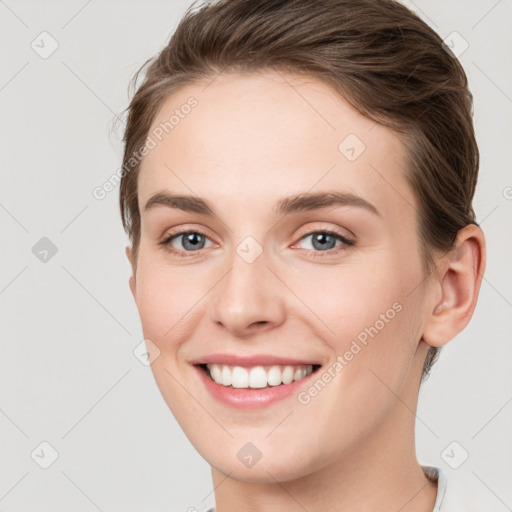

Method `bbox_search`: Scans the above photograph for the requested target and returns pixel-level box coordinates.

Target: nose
[208,247,286,337]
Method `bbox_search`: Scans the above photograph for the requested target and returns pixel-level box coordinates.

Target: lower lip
[194,365,319,409]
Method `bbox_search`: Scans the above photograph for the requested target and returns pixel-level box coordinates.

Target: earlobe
[422,224,486,348]
[125,246,137,298]
[129,274,136,298]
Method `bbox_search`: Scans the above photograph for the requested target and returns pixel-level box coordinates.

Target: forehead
[137,70,413,219]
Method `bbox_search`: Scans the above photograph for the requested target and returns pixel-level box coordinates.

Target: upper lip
[190,353,321,367]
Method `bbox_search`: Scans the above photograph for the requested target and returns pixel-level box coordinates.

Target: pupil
[184,233,204,250]
[313,233,335,251]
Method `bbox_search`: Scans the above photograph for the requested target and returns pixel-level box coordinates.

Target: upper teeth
[206,364,314,388]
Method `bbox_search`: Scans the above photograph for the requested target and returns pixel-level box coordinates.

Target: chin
[211,458,310,484]
[202,439,324,484]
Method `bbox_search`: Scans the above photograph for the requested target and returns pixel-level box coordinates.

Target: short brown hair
[119,0,479,378]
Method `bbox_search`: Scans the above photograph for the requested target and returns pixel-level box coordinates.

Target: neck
[210,344,437,512]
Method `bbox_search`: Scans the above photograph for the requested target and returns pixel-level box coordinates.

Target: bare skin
[126,69,485,512]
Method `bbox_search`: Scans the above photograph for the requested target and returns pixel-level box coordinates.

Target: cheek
[133,251,204,349]
[132,253,210,426]
[297,256,415,342]
[304,252,424,388]
[284,263,425,454]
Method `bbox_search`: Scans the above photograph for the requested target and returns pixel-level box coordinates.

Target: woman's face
[129,70,432,482]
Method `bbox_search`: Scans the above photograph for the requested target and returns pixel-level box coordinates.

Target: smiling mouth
[197,363,322,389]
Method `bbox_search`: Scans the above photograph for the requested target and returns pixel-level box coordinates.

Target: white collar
[422,465,447,511]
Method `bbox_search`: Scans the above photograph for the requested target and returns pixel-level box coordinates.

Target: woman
[119,1,486,510]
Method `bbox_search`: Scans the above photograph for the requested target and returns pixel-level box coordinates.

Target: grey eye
[172,232,209,251]
[299,232,343,251]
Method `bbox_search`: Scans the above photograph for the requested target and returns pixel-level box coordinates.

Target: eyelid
[293,222,354,241]
[159,223,216,242]
[294,221,356,241]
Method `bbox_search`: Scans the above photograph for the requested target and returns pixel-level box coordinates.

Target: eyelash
[159,229,354,259]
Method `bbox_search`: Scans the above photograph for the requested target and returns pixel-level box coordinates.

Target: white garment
[205,466,487,512]
[424,465,489,512]
[425,465,449,511]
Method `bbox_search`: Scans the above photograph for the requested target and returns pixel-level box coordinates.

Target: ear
[422,224,486,348]
[125,245,136,299]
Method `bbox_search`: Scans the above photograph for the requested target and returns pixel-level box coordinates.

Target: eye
[159,228,354,259]
[293,230,354,257]
[160,230,214,256]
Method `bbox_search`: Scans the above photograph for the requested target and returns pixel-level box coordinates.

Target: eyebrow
[143,190,380,217]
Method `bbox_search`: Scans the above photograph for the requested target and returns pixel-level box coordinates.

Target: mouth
[196,363,322,389]
[190,353,324,408]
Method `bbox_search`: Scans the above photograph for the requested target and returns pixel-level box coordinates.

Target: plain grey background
[1,0,511,510]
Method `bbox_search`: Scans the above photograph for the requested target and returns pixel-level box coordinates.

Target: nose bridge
[209,236,285,334]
